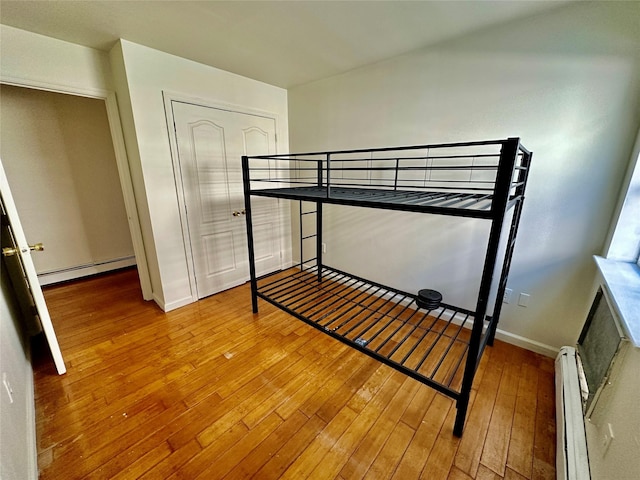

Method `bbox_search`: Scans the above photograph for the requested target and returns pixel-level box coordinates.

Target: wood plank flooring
[33,268,556,479]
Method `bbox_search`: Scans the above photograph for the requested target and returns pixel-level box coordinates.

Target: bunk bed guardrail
[241,137,532,436]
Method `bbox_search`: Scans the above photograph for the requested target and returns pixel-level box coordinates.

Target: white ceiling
[0,1,569,88]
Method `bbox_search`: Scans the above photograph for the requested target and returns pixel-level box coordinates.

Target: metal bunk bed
[241,137,532,436]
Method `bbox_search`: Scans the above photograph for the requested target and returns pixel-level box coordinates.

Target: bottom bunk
[254,265,493,402]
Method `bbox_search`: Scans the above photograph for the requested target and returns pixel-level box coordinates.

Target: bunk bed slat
[255,265,472,397]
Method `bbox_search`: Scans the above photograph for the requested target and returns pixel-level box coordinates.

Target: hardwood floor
[34,268,556,479]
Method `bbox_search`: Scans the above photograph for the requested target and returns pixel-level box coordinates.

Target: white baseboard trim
[495,328,559,358]
[37,256,136,286]
[157,294,195,313]
[152,293,165,311]
[434,312,559,358]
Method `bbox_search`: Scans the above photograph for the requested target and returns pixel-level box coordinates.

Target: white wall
[0,268,37,480]
[0,86,134,281]
[0,24,112,94]
[288,1,640,353]
[109,40,289,310]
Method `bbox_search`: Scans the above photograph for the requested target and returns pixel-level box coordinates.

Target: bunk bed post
[242,155,259,313]
[316,203,323,282]
[298,200,304,270]
[316,155,327,283]
[453,137,520,436]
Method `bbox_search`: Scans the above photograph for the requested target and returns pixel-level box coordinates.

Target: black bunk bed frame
[241,137,532,436]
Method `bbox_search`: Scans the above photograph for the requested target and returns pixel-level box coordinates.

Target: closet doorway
[0,86,134,283]
[0,83,152,367]
[168,100,284,299]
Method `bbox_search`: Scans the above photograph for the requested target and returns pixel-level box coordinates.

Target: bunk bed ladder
[488,147,532,346]
[299,200,323,284]
[298,155,326,283]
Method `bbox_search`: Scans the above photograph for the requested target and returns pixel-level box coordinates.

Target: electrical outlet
[322,243,327,254]
[518,293,530,307]
[503,288,513,304]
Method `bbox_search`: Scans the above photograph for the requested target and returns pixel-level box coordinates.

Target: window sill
[594,256,640,347]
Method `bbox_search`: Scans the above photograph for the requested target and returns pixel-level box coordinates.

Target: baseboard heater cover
[555,346,591,480]
[37,256,136,286]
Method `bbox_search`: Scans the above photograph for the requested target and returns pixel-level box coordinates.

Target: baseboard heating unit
[555,346,590,480]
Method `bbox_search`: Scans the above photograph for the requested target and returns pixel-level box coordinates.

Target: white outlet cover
[503,288,513,304]
[518,293,531,307]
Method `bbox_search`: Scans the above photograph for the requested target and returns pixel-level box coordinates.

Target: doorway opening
[1,85,137,284]
[0,83,151,366]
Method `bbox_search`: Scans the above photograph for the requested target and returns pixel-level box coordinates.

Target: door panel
[253,221,277,262]
[203,232,237,275]
[172,102,282,298]
[191,121,231,225]
[1,159,65,374]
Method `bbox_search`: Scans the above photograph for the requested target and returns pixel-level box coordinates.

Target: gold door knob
[232,210,246,217]
[2,243,44,257]
[232,211,241,217]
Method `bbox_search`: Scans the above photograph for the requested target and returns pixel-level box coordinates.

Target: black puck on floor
[416,289,442,310]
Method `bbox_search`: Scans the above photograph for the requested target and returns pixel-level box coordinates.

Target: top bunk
[242,138,531,219]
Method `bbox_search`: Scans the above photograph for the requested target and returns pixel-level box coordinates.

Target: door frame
[163,91,288,302]
[0,77,153,300]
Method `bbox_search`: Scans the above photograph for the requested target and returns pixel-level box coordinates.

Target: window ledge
[594,256,640,347]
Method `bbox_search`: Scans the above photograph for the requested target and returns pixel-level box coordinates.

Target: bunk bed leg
[316,157,325,283]
[242,155,259,313]
[454,394,470,437]
[456,138,520,434]
[455,209,507,436]
[487,319,498,347]
[299,200,304,270]
[316,202,323,283]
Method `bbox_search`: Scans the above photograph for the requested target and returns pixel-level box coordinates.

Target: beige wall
[288,1,640,353]
[0,85,134,280]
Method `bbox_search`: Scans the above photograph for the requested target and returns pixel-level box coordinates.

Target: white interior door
[0,159,66,375]
[172,102,282,299]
